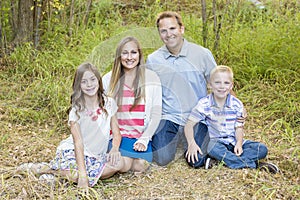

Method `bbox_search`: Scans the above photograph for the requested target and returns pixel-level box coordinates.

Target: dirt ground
[0,120,299,199]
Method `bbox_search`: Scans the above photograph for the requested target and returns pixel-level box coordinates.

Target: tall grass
[1,0,299,131]
[0,0,299,199]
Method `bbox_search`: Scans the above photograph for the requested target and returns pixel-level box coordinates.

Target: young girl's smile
[81,70,99,97]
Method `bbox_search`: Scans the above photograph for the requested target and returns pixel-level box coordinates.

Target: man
[146,11,217,166]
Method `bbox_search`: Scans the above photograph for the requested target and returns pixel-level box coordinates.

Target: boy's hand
[185,142,203,164]
[234,143,243,156]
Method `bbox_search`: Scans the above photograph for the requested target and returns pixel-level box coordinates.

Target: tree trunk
[13,0,34,45]
[201,0,207,47]
[83,0,92,28]
[68,0,75,37]
[34,0,42,48]
[213,0,221,52]
[10,0,17,41]
[0,0,4,51]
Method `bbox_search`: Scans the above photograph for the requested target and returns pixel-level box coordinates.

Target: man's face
[157,17,184,53]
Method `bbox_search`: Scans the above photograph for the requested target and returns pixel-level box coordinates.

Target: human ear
[230,82,234,90]
[181,26,185,34]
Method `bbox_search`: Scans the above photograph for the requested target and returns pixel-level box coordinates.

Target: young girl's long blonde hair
[108,36,145,110]
[70,62,107,115]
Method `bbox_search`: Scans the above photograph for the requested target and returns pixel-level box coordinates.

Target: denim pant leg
[208,140,266,169]
[185,123,209,168]
[240,140,268,168]
[151,120,180,166]
[208,140,252,169]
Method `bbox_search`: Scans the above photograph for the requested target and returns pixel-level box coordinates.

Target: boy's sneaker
[39,174,56,187]
[205,157,211,169]
[258,162,279,174]
[205,157,220,169]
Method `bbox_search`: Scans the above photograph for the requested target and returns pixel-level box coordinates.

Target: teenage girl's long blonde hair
[108,36,145,110]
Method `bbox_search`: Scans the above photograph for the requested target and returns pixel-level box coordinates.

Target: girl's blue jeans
[208,139,268,169]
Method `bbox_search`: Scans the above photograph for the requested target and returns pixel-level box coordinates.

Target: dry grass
[0,114,299,199]
[0,0,299,199]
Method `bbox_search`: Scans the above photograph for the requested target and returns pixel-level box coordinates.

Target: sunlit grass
[0,0,299,199]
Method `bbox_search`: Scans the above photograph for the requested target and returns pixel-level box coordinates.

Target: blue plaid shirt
[188,93,244,145]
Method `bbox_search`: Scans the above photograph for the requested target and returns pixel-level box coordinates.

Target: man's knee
[153,151,175,166]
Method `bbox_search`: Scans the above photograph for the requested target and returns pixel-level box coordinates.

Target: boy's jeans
[152,119,209,167]
[208,139,268,169]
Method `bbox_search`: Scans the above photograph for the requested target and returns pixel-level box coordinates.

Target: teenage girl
[103,36,162,173]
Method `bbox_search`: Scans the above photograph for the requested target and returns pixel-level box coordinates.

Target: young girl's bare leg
[101,157,125,179]
[131,159,149,174]
[17,162,51,175]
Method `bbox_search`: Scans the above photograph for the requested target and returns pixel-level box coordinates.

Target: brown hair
[156,11,184,28]
[70,62,107,116]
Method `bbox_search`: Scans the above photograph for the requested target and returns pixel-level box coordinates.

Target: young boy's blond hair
[210,65,234,82]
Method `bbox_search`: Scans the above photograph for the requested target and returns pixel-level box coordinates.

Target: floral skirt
[49,149,106,187]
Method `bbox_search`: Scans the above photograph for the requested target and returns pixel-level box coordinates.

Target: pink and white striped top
[117,84,145,138]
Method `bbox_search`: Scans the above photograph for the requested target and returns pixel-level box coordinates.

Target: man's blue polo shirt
[146,39,216,125]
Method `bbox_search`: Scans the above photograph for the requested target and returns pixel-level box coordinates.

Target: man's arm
[184,120,203,163]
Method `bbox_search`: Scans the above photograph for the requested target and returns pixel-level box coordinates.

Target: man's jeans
[208,139,268,169]
[152,119,209,167]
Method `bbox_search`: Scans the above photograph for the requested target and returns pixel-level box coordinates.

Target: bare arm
[234,127,244,156]
[109,114,122,165]
[184,120,203,163]
[70,121,88,188]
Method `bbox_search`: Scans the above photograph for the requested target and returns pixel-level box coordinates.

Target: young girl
[102,36,162,173]
[17,63,125,188]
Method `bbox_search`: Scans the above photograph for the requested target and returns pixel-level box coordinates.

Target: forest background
[0,0,299,199]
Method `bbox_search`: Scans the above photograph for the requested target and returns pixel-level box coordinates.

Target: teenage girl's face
[120,41,140,72]
[80,70,99,97]
[158,17,184,54]
[210,71,233,101]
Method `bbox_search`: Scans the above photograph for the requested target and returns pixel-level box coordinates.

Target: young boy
[184,65,279,173]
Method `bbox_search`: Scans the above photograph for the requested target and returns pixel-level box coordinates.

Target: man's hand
[185,142,203,164]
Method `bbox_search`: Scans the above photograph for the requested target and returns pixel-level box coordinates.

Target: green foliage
[1,0,299,131]
[0,0,299,199]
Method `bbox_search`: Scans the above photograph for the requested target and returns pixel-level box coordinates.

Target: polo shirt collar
[161,38,188,59]
[209,93,233,108]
